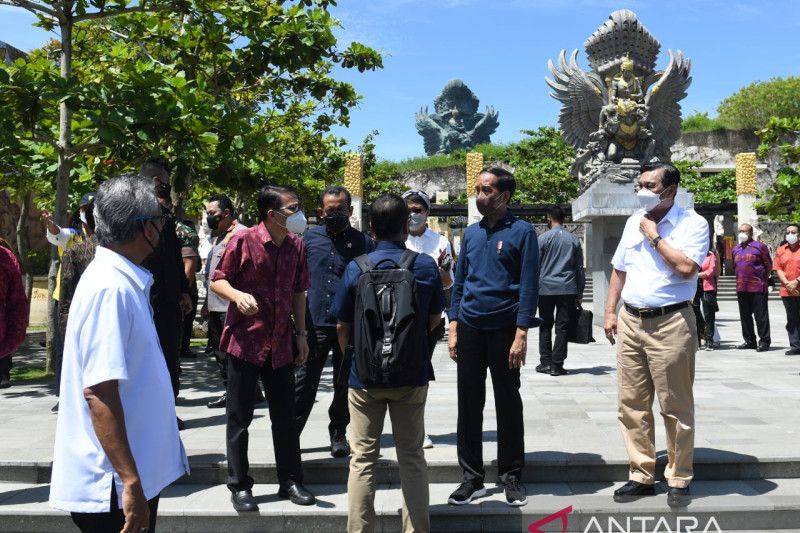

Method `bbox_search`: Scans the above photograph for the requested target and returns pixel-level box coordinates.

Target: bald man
[732,224,772,351]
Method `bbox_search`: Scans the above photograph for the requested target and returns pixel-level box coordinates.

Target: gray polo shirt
[538,226,585,296]
[205,220,247,312]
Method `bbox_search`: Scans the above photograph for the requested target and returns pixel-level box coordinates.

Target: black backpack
[352,250,427,387]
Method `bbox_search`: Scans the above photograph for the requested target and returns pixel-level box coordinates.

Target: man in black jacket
[140,160,192,430]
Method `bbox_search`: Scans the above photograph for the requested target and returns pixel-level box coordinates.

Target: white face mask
[787,233,799,245]
[408,212,427,232]
[284,210,307,235]
[637,188,662,212]
[738,232,749,244]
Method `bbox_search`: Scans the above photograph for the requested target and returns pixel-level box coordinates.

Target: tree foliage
[717,76,800,130]
[673,160,736,204]
[755,117,800,223]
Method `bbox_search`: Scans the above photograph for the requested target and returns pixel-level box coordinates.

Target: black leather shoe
[278,482,316,506]
[231,490,259,512]
[736,343,757,350]
[786,348,800,356]
[756,344,770,352]
[550,365,568,376]
[667,486,691,508]
[613,481,655,502]
[207,392,227,409]
[331,435,351,458]
[535,363,551,374]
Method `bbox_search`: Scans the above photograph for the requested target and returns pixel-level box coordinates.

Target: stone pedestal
[572,181,695,325]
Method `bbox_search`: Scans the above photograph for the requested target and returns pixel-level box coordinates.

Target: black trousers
[71,484,159,533]
[538,294,574,366]
[181,288,199,355]
[294,324,349,440]
[737,291,771,347]
[701,290,718,341]
[692,290,706,347]
[0,356,11,378]
[154,303,182,398]
[208,311,228,385]
[226,354,302,491]
[456,322,524,483]
[783,296,800,350]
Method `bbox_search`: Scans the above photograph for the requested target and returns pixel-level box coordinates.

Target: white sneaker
[423,435,434,448]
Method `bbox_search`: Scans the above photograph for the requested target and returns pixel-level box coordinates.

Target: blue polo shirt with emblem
[304,224,374,329]
[448,210,541,330]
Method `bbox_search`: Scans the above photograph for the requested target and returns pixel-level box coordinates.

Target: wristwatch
[296,330,308,337]
[650,236,663,249]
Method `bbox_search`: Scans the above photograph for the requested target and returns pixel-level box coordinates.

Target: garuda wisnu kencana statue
[416,79,499,156]
[546,9,691,191]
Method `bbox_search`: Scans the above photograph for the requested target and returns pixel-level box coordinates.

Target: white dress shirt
[406,227,454,289]
[611,205,709,308]
[50,246,189,513]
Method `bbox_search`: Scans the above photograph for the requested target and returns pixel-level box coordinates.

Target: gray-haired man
[49,174,189,532]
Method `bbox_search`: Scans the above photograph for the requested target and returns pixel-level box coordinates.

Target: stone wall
[400,165,466,197]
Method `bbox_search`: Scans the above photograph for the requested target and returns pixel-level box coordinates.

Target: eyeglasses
[136,214,166,226]
[279,203,302,214]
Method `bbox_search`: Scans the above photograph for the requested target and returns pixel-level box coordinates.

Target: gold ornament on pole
[343,153,365,230]
[735,152,757,196]
[465,151,484,224]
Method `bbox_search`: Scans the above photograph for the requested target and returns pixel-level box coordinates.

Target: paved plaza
[2,298,800,531]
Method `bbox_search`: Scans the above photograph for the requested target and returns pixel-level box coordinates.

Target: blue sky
[3,1,799,161]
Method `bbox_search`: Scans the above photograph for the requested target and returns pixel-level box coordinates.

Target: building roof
[0,40,26,65]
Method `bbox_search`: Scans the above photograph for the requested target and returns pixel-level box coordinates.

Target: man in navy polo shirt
[333,194,445,533]
[295,186,373,458]
[447,167,540,508]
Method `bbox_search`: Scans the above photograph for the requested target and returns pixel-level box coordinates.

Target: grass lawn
[10,366,52,383]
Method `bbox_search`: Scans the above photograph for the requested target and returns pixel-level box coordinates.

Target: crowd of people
[0,159,797,532]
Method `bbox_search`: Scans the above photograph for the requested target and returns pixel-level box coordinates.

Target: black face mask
[323,212,350,234]
[207,214,222,231]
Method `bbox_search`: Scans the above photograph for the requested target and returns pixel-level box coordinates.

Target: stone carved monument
[416,79,499,155]
[547,9,691,191]
[547,10,695,324]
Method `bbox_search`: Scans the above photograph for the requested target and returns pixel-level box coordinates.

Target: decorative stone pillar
[736,152,758,235]
[343,153,364,231]
[465,152,484,224]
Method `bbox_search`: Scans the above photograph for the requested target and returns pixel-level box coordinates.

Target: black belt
[624,301,689,319]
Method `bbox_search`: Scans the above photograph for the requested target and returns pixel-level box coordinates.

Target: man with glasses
[604,162,708,508]
[50,174,189,533]
[403,189,454,449]
[211,184,316,511]
[294,186,373,458]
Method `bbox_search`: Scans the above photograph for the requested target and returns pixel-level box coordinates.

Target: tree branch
[73,1,178,23]
[0,0,58,18]
[71,141,105,154]
[19,133,59,150]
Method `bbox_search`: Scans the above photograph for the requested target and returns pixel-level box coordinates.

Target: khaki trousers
[348,386,430,533]
[616,306,697,488]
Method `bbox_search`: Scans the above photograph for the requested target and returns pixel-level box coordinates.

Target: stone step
[4,453,800,486]
[2,480,800,532]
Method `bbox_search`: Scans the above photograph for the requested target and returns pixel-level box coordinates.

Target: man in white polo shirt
[50,174,189,532]
[603,162,708,509]
[403,189,454,449]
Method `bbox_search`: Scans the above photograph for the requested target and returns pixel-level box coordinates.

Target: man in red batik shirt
[211,184,315,511]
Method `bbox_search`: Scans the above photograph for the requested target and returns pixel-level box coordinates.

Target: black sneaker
[504,480,528,506]
[330,435,351,458]
[0,375,10,389]
[535,363,551,374]
[447,481,486,505]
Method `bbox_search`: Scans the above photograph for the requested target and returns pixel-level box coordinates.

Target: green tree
[681,111,725,133]
[504,127,577,205]
[673,160,737,204]
[717,76,800,130]
[0,0,381,370]
[755,117,800,223]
